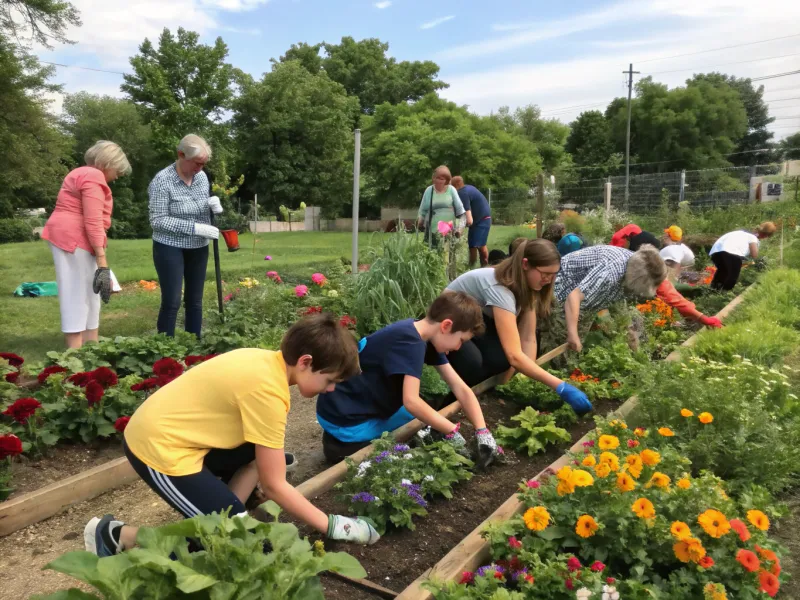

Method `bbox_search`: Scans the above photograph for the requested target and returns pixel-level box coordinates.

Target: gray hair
[84,141,132,177]
[624,245,667,297]
[177,134,212,160]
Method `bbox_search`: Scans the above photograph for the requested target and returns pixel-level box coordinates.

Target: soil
[773,490,800,600]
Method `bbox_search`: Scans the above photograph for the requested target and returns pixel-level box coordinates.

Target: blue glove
[556,382,593,414]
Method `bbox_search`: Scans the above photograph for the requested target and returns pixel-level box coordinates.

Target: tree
[565,110,620,177]
[493,105,570,173]
[277,37,447,114]
[1,0,80,47]
[780,132,800,160]
[121,28,240,163]
[688,73,776,165]
[231,61,359,217]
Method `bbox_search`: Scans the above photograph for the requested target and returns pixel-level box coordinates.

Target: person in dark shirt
[317,291,499,466]
[452,176,492,267]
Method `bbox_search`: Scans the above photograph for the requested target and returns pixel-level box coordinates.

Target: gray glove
[444,424,467,450]
[208,196,223,215]
[475,427,499,469]
[194,223,220,239]
[327,515,380,545]
[92,267,112,304]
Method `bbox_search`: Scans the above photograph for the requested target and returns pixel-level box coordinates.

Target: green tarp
[13,282,58,297]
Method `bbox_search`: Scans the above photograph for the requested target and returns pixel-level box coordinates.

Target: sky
[33,0,800,141]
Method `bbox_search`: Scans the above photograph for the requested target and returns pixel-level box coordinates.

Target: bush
[0,218,34,243]
[733,268,800,330]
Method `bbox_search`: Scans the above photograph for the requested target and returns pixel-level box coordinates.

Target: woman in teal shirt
[417,165,466,246]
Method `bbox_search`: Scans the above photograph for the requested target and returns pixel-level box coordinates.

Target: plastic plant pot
[221,229,240,252]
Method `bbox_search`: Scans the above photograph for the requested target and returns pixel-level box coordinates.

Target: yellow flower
[632,497,655,519]
[681,408,694,417]
[599,452,620,471]
[747,509,770,531]
[674,537,706,563]
[640,449,661,467]
[556,466,573,481]
[594,462,612,478]
[569,469,595,487]
[698,412,714,424]
[582,455,597,467]
[616,472,636,492]
[646,472,671,489]
[704,583,729,600]
[698,509,731,538]
[624,454,643,479]
[671,521,692,541]
[523,506,551,531]
[575,514,599,538]
[658,427,675,437]
[609,419,628,429]
[677,478,691,490]
[598,435,620,450]
[634,427,648,437]
[556,479,576,496]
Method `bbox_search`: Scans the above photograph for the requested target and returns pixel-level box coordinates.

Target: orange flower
[569,469,595,487]
[575,515,599,538]
[747,510,770,531]
[640,449,661,466]
[647,472,671,489]
[670,521,692,541]
[673,540,691,563]
[582,455,597,467]
[598,435,620,450]
[680,408,694,417]
[736,549,760,572]
[599,452,620,471]
[557,480,576,496]
[609,419,628,429]
[556,466,573,481]
[698,509,730,538]
[634,427,648,437]
[729,518,750,542]
[611,381,621,389]
[624,454,643,479]
[755,545,779,564]
[616,472,636,492]
[698,556,714,569]
[698,412,714,424]
[658,427,675,437]
[759,570,780,597]
[632,498,655,519]
[653,318,668,327]
[771,561,782,577]
[523,506,550,531]
[594,462,612,479]
[673,537,705,563]
[677,478,691,490]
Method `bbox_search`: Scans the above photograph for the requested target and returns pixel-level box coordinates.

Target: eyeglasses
[532,266,560,281]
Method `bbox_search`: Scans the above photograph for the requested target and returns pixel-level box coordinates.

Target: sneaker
[285,452,298,473]
[84,514,124,557]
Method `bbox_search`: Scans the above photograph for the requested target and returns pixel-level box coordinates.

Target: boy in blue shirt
[317,291,499,466]
[452,176,492,267]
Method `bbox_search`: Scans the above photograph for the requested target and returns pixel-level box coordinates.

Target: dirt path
[0,388,327,599]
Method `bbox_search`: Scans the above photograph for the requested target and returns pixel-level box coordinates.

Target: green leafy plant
[690,318,800,367]
[496,375,563,412]
[33,502,366,600]
[495,408,571,456]
[420,364,450,400]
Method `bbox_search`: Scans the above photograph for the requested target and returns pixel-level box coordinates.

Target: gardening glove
[92,267,112,304]
[327,515,380,545]
[208,195,223,214]
[556,382,593,414]
[699,315,723,328]
[194,223,220,240]
[443,423,467,450]
[474,427,499,469]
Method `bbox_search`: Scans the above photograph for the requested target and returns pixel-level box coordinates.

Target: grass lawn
[0,227,526,362]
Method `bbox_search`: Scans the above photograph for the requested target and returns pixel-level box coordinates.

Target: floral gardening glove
[443,423,467,450]
[474,427,499,469]
[92,267,112,304]
[327,515,380,545]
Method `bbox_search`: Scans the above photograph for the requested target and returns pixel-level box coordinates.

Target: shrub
[0,218,34,243]
[733,268,800,330]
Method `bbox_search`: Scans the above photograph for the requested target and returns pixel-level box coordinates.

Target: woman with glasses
[444,239,592,413]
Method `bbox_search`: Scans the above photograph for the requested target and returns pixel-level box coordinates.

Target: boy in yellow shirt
[84,314,380,556]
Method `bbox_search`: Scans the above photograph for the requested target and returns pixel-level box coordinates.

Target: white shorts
[50,244,101,333]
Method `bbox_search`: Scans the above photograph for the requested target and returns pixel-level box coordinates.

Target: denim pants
[153,240,209,337]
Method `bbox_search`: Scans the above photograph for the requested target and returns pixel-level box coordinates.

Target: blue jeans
[153,240,209,337]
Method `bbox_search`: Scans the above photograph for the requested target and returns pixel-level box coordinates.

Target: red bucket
[221,229,240,252]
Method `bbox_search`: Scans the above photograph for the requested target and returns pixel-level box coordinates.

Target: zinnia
[698,509,730,538]
[632,497,655,519]
[508,536,522,549]
[616,472,636,492]
[759,570,780,598]
[295,284,309,298]
[729,518,750,542]
[523,506,550,531]
[598,435,620,450]
[640,449,661,466]
[590,560,605,572]
[575,515,599,538]
[736,549,760,572]
[680,408,694,417]
[658,427,675,437]
[633,427,647,437]
[556,466,573,481]
[153,357,184,383]
[594,462,612,479]
[698,412,714,424]
[755,545,779,564]
[90,367,118,389]
[37,365,67,384]
[67,372,93,387]
[670,521,692,541]
[556,479,576,496]
[130,377,161,392]
[311,273,327,286]
[747,509,770,531]
[85,380,104,406]
[0,352,24,367]
[0,433,23,459]
[698,556,714,569]
[114,416,130,433]
[567,556,582,572]
[2,397,41,423]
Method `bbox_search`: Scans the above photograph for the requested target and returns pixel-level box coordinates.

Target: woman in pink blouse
[41,141,131,349]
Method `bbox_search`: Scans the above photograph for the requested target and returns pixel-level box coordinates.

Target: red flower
[524,574,534,584]
[565,578,575,591]
[130,377,161,392]
[90,367,118,389]
[0,433,23,459]
[5,370,19,384]
[114,416,130,433]
[567,556,582,572]
[606,577,616,584]
[458,571,474,585]
[736,549,760,572]
[203,354,219,362]
[152,357,184,383]
[38,365,67,384]
[698,556,715,569]
[493,571,504,580]
[184,355,206,367]
[627,439,640,448]
[85,380,104,406]
[339,315,357,328]
[759,570,780,597]
[508,536,522,549]
[67,372,93,387]
[303,306,323,316]
[590,561,606,572]
[2,397,41,423]
[0,353,24,368]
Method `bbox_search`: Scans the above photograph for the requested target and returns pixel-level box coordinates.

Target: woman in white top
[709,222,776,290]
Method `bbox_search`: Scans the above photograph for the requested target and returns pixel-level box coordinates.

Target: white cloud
[420,15,455,30]
[200,0,270,10]
[374,1,392,8]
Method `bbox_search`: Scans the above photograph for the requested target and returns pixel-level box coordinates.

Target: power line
[40,61,126,75]
[642,52,800,76]
[763,86,800,95]
[751,70,800,82]
[564,147,779,171]
[767,97,800,102]
[773,115,800,120]
[637,33,800,64]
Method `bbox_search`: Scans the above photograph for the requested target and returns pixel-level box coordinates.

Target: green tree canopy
[492,105,570,173]
[781,132,800,160]
[1,0,80,47]
[565,110,620,177]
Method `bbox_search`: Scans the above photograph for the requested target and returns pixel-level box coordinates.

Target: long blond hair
[494,238,561,317]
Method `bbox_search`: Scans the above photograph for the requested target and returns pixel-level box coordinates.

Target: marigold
[640,449,661,466]
[608,419,628,429]
[670,521,692,541]
[755,545,779,564]
[624,454,643,479]
[698,509,730,538]
[677,478,691,490]
[673,540,691,563]
[616,472,636,492]
[686,538,707,563]
[569,469,594,487]
[729,518,750,542]
[599,452,620,471]
[582,455,597,467]
[557,479,576,496]
[736,549,760,572]
[647,472,671,489]
[759,571,780,598]
[556,466,573,481]
[523,506,550,531]
[632,498,655,519]
[747,509,770,531]
[703,583,728,600]
[598,435,620,450]
[594,462,612,478]
[633,427,648,437]
[658,427,675,437]
[698,556,715,569]
[698,412,714,424]
[681,408,694,417]
[575,515,599,538]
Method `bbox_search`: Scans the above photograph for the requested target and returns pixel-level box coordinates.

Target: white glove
[208,196,223,215]
[327,515,380,545]
[194,223,219,239]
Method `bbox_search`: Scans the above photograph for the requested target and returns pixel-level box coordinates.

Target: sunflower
[670,521,692,541]
[624,454,643,479]
[729,518,750,542]
[698,412,714,424]
[557,479,576,496]
[658,427,675,437]
[680,408,694,417]
[599,452,620,471]
[736,548,760,572]
[598,435,620,450]
[569,469,595,487]
[640,449,661,467]
[575,515,599,538]
[523,506,550,531]
[616,472,636,492]
[759,571,780,598]
[582,455,597,467]
[646,472,671,489]
[677,478,691,490]
[632,497,655,519]
[594,462,612,479]
[747,509,770,531]
[698,509,730,538]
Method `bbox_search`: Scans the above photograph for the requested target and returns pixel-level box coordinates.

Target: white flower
[355,461,372,478]
[327,289,339,297]
[602,585,620,600]
[576,588,592,600]
[403,453,414,459]
[387,455,397,461]
[401,479,412,485]
[424,475,434,482]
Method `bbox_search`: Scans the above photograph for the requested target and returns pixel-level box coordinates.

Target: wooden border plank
[323,572,399,599]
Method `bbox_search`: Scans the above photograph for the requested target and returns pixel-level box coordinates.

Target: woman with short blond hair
[42,141,131,349]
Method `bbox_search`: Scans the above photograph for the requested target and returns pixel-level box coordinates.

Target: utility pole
[623,63,639,209]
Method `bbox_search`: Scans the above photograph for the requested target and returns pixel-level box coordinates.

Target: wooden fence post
[536,173,545,238]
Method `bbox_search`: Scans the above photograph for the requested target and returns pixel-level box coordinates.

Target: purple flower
[390,487,399,495]
[512,568,529,582]
[264,255,272,260]
[476,565,495,577]
[352,492,377,503]
[393,444,410,452]
[374,450,391,464]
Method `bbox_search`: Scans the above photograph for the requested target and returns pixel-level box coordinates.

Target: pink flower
[590,561,606,572]
[607,577,616,584]
[264,255,272,260]
[565,578,575,591]
[509,536,522,549]
[525,479,540,488]
[295,285,309,298]
[437,221,453,236]
[266,271,282,283]
[496,445,505,455]
[311,273,327,286]
[223,293,234,302]
[458,571,475,585]
[567,556,582,572]
[627,439,640,448]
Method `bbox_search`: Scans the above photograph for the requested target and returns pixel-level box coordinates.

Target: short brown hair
[426,291,485,335]
[451,175,465,189]
[542,223,566,243]
[756,221,776,236]
[281,313,360,379]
